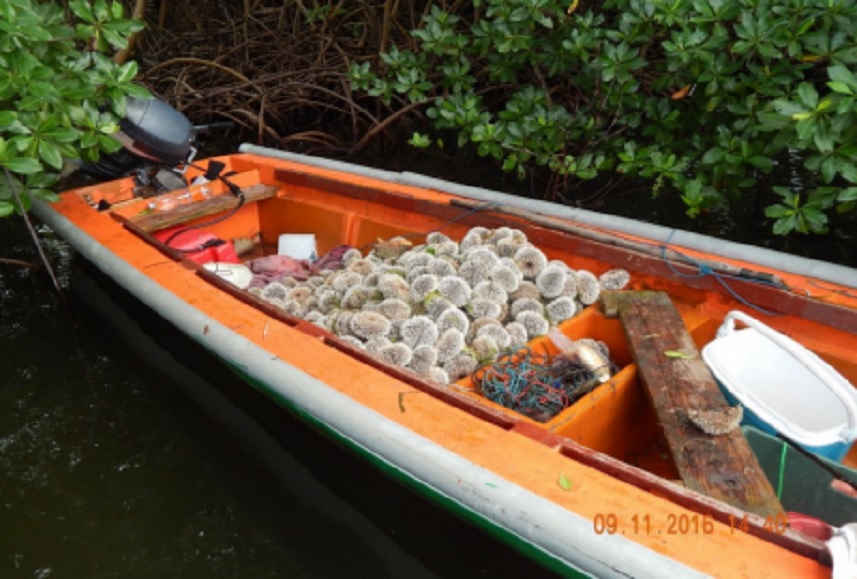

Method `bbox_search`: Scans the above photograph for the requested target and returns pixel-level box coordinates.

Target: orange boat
[34,144,857,578]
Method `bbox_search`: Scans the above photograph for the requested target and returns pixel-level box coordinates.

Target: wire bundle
[473,347,599,423]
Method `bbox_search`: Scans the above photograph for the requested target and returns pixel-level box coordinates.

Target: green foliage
[349,0,857,235]
[0,0,146,217]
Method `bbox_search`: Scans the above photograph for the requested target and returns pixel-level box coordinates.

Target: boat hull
[34,147,856,577]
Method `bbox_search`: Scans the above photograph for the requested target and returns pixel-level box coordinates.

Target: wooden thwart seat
[603,290,784,518]
[128,184,278,232]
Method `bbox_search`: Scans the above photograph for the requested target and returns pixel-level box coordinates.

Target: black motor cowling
[114,96,195,165]
[82,96,195,181]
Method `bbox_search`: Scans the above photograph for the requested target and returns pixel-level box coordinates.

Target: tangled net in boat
[474,346,608,423]
[249,226,630,385]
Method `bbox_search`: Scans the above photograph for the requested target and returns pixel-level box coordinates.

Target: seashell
[408,345,439,376]
[424,294,455,318]
[554,336,612,383]
[472,335,500,364]
[262,282,288,301]
[471,280,508,304]
[687,405,744,436]
[409,273,439,302]
[304,310,330,330]
[462,246,500,267]
[341,247,364,268]
[561,272,579,300]
[287,285,313,304]
[347,258,375,276]
[405,265,430,283]
[514,245,548,279]
[504,321,529,348]
[427,366,451,385]
[341,285,371,309]
[399,250,433,269]
[476,323,512,349]
[436,308,470,335]
[372,236,413,261]
[426,231,452,245]
[330,271,364,294]
[280,298,304,317]
[364,336,392,353]
[600,268,631,291]
[489,264,521,293]
[378,342,414,368]
[437,275,472,307]
[375,298,412,320]
[546,296,578,324]
[576,270,601,305]
[515,310,550,339]
[350,310,391,340]
[432,241,460,258]
[535,264,567,299]
[400,315,439,349]
[333,310,355,336]
[460,228,489,252]
[435,328,466,363]
[427,257,457,277]
[468,298,503,320]
[510,297,543,318]
[444,352,479,381]
[509,280,541,302]
[378,272,410,301]
[458,259,491,287]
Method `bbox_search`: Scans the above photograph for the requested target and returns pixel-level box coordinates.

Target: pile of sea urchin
[249,226,630,385]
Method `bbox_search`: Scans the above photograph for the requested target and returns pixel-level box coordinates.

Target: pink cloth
[248,244,352,288]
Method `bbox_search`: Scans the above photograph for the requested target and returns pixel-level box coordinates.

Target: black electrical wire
[160,163,246,252]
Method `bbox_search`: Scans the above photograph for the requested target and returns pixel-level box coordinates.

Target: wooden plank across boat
[602,290,783,517]
[33,146,857,578]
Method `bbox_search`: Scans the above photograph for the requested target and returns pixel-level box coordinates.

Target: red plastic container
[153,227,239,265]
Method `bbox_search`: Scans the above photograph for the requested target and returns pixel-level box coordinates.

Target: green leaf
[29,189,61,203]
[558,472,572,491]
[38,140,64,170]
[116,61,138,84]
[772,214,796,235]
[663,350,694,359]
[1,157,42,174]
[795,117,816,141]
[0,201,13,218]
[797,83,819,109]
[0,110,16,128]
[828,65,857,94]
[69,0,95,23]
[764,203,791,218]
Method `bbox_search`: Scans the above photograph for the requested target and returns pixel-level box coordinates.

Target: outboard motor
[82,96,197,195]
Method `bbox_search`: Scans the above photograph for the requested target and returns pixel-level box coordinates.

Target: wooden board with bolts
[602,290,784,518]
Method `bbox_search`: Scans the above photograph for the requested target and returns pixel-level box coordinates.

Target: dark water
[0,220,559,578]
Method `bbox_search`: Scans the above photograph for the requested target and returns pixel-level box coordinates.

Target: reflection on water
[0,220,558,578]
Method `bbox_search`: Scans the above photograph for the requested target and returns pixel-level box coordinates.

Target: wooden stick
[602,290,784,517]
[4,169,66,304]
